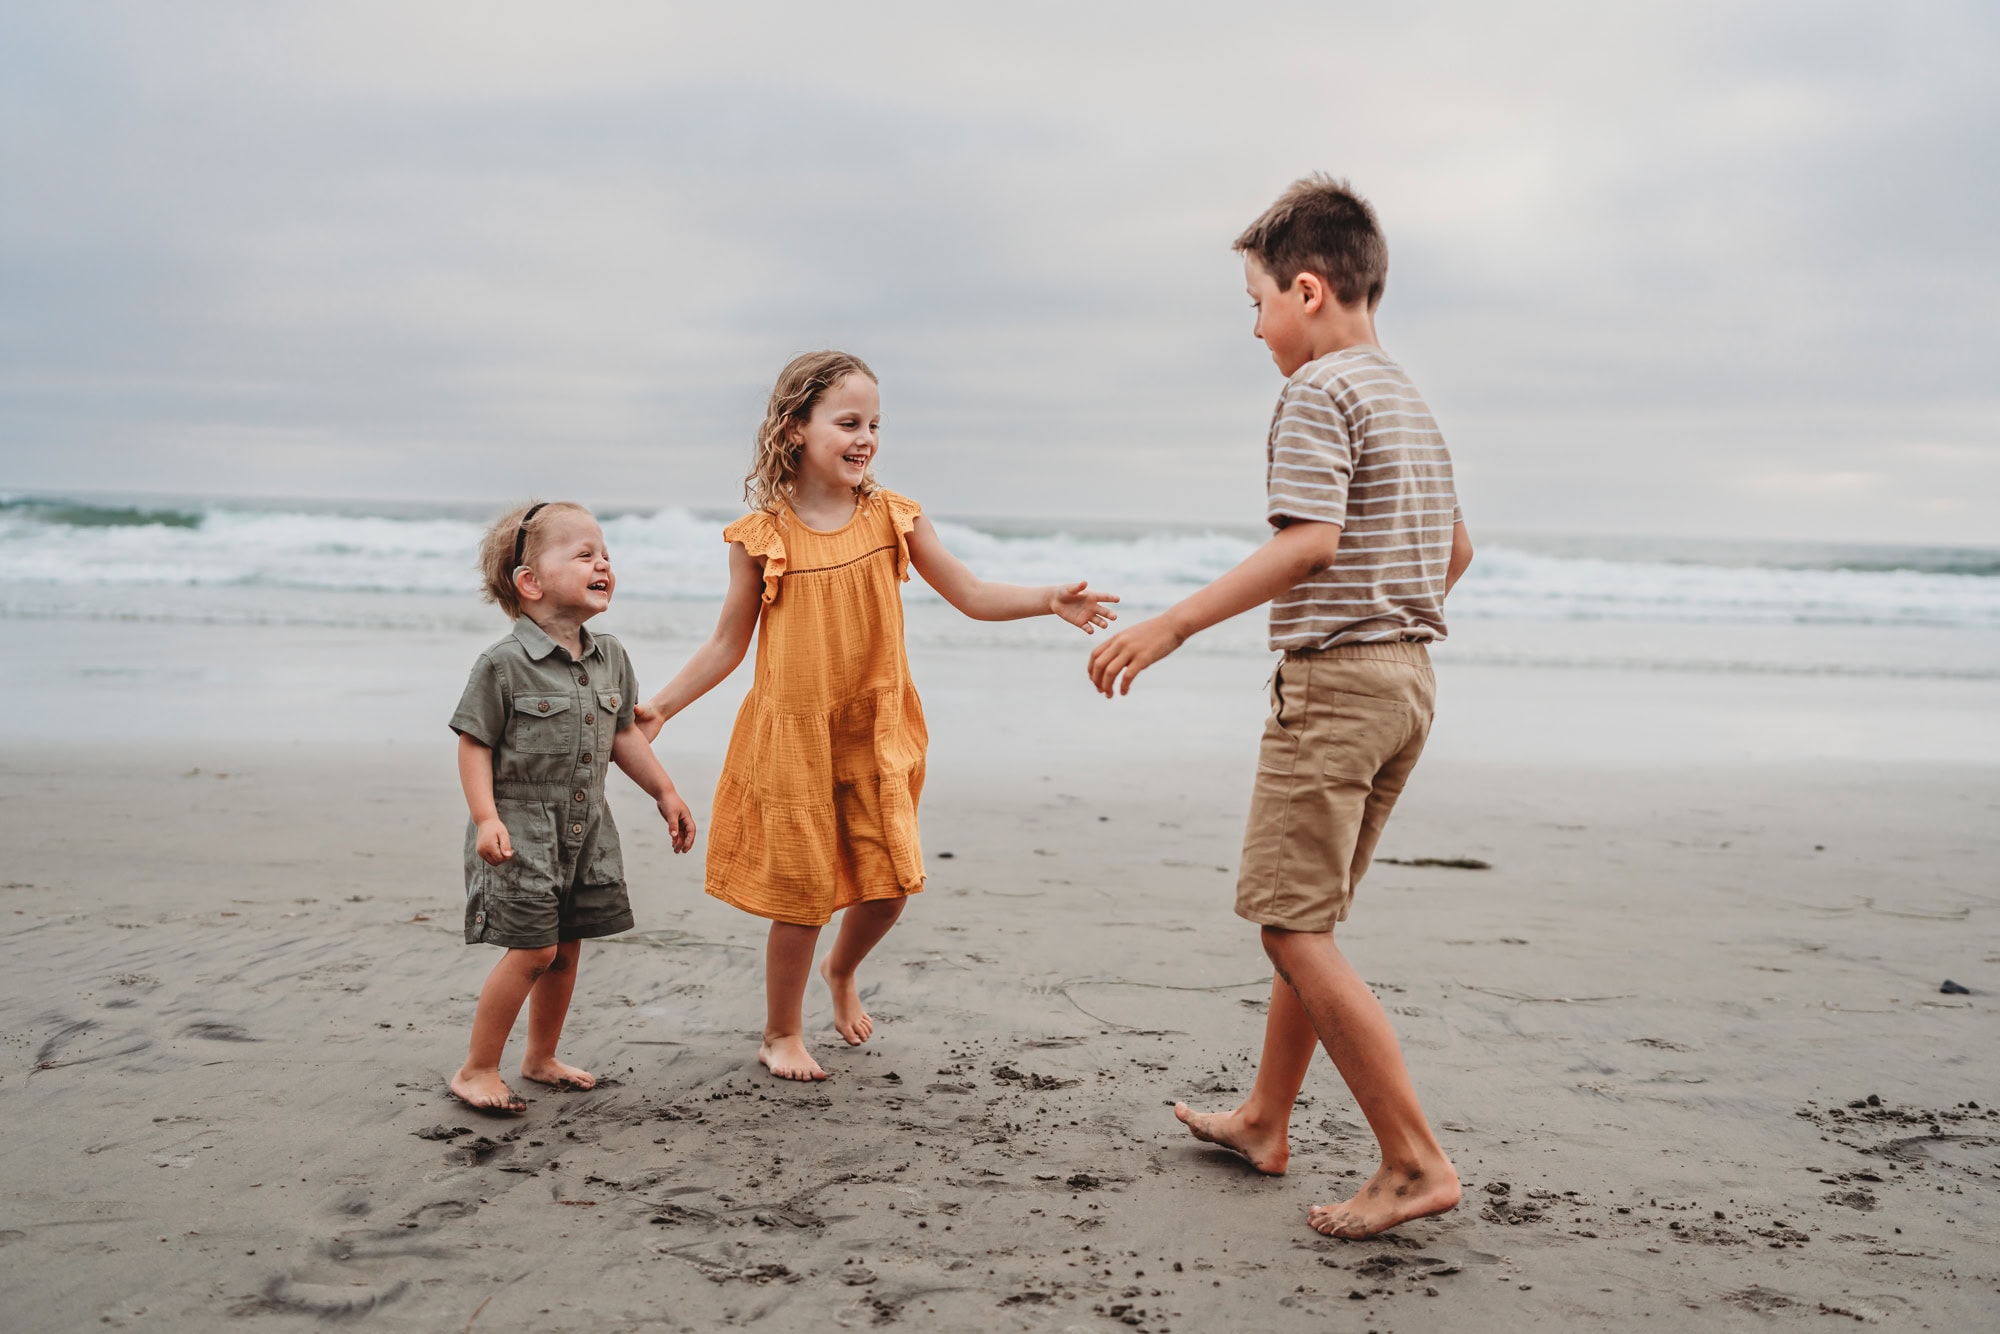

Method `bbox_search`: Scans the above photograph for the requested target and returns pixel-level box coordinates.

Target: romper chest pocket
[592,689,624,737]
[509,693,574,754]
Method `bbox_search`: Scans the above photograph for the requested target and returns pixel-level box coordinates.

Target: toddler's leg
[761,922,827,1080]
[451,944,559,1113]
[819,896,905,1045]
[1259,927,1460,1238]
[1174,971,1316,1174]
[521,939,595,1089]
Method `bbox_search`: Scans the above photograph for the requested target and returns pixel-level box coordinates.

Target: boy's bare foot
[1173,1101,1289,1175]
[1307,1159,1461,1238]
[449,1068,528,1115]
[520,1058,596,1090]
[758,1035,828,1081]
[819,957,874,1045]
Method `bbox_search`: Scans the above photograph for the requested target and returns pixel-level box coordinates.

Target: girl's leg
[521,939,594,1089]
[1173,970,1316,1174]
[820,896,906,1045]
[761,921,826,1081]
[451,944,559,1112]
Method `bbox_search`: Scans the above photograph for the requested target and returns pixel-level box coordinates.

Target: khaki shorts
[1234,641,1436,932]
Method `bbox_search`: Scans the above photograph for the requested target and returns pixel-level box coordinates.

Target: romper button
[537,699,549,712]
[570,823,583,835]
[583,713,594,725]
[581,753,592,765]
[573,790,586,802]
[577,673,589,686]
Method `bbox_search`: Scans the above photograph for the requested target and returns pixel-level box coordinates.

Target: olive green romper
[449,617,639,949]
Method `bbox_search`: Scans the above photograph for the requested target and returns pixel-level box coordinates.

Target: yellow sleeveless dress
[705,490,929,925]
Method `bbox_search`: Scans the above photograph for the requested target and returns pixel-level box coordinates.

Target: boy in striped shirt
[1088,176,1474,1239]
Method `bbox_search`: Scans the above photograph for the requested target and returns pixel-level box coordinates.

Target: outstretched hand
[658,791,697,853]
[1086,615,1185,697]
[1050,581,1120,634]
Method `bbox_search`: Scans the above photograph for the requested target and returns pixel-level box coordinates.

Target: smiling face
[518,510,614,620]
[787,373,881,494]
[1245,253,1322,377]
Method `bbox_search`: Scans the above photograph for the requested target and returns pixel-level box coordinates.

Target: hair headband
[512,502,549,571]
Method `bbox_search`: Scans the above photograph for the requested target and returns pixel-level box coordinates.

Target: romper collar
[511,616,596,663]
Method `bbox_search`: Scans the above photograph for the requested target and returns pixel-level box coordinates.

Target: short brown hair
[1234,175,1388,308]
[477,500,592,619]
[745,350,880,514]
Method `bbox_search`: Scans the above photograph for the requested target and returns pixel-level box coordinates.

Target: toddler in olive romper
[450,616,641,947]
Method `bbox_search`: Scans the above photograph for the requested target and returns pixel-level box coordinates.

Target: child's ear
[514,567,542,604]
[1295,271,1326,314]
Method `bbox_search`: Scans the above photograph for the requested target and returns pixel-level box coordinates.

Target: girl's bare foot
[758,1034,827,1081]
[449,1067,528,1114]
[1173,1101,1290,1175]
[819,956,874,1045]
[1307,1159,1461,1238]
[520,1058,596,1090]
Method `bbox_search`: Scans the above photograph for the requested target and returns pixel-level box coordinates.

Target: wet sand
[2,637,1997,1331]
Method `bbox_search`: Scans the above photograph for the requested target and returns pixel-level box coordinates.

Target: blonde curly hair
[744,350,879,514]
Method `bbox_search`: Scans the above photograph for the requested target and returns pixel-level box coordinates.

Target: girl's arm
[456,733,513,865]
[611,725,697,853]
[905,514,1118,631]
[633,540,763,742]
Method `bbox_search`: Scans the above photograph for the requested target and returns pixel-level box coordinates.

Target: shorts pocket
[509,692,574,754]
[1256,662,1302,773]
[1319,691,1413,780]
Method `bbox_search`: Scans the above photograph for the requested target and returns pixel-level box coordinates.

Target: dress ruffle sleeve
[724,511,788,604]
[878,490,922,583]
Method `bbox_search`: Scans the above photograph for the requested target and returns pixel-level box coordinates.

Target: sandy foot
[448,1068,528,1115]
[521,1058,596,1090]
[1307,1161,1461,1238]
[820,957,874,1045]
[1173,1101,1289,1175]
[759,1035,828,1081]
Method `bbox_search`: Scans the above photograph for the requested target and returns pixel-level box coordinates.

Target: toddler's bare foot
[819,956,874,1045]
[1173,1101,1289,1175]
[758,1034,827,1081]
[1307,1158,1461,1238]
[449,1067,528,1115]
[520,1058,596,1090]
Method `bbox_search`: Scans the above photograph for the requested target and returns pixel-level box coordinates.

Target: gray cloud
[2,1,1995,542]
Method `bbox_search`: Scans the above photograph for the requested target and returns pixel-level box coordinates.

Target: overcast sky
[2,1,1995,544]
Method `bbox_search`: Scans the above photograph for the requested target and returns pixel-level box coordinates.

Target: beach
[3,601,1996,1331]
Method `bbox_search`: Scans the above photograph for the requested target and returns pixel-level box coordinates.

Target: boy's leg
[1173,972,1316,1174]
[452,944,560,1112]
[762,921,827,1080]
[819,896,906,1045]
[1260,926,1460,1237]
[521,939,593,1089]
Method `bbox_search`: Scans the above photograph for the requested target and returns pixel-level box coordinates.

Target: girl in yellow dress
[637,351,1119,1080]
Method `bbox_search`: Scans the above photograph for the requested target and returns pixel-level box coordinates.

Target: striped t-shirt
[1265,346,1461,651]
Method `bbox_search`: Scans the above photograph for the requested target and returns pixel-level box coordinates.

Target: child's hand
[475,817,514,865]
[632,700,666,744]
[1050,581,1120,634]
[1087,614,1185,697]
[657,791,697,854]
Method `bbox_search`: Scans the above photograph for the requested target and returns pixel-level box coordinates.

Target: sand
[1,632,1996,1331]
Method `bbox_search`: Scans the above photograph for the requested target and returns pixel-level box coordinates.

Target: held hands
[658,791,697,853]
[1086,614,1185,697]
[1050,581,1120,634]
[632,699,666,744]
[475,817,514,865]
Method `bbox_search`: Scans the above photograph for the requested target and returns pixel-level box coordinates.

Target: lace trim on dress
[723,511,788,605]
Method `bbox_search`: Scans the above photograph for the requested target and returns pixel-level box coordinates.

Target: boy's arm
[611,725,696,853]
[1445,520,1473,595]
[906,514,1119,631]
[635,541,763,742]
[1087,520,1342,697]
[456,733,513,864]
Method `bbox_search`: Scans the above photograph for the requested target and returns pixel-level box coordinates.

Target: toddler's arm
[612,724,696,853]
[905,514,1118,632]
[1087,520,1342,697]
[634,541,763,742]
[456,734,513,865]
